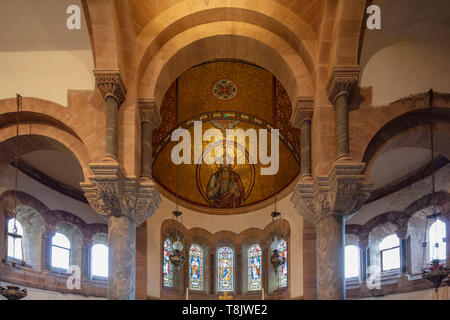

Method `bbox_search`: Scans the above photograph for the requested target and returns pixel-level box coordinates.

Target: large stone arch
[0,97,104,163]
[0,124,92,181]
[139,27,314,109]
[349,92,450,166]
[135,0,318,70]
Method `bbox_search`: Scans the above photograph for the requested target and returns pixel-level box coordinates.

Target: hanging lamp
[0,94,27,300]
[420,89,449,295]
[169,163,185,272]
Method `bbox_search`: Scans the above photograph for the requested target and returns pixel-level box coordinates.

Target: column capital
[43,226,57,239]
[93,69,127,106]
[395,227,409,240]
[81,163,161,227]
[291,162,372,225]
[139,99,161,129]
[358,233,370,251]
[290,97,314,128]
[327,66,360,104]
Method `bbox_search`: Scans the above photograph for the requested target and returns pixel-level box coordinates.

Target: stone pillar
[108,215,136,299]
[327,66,360,160]
[396,228,409,275]
[291,162,372,299]
[81,163,161,300]
[42,227,56,271]
[0,210,5,262]
[93,70,126,160]
[290,98,314,178]
[445,214,449,267]
[139,99,162,178]
[81,238,93,281]
[358,237,369,282]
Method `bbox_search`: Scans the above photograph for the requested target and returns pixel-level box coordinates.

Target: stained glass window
[248,244,262,291]
[217,247,233,292]
[189,244,203,290]
[163,238,173,287]
[278,240,288,287]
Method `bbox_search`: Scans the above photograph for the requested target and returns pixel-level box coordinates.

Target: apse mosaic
[217,247,233,292]
[151,60,300,213]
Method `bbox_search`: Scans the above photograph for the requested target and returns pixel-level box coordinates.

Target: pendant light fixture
[169,163,185,272]
[0,94,28,300]
[269,164,286,274]
[420,90,449,296]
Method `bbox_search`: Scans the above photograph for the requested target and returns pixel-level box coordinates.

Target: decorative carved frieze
[327,66,361,103]
[81,163,161,227]
[291,162,372,225]
[93,70,127,106]
[290,97,314,128]
[139,99,162,129]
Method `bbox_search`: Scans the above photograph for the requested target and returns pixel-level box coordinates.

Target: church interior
[0,0,449,300]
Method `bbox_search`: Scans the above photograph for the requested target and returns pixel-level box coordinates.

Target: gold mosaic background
[151,60,300,212]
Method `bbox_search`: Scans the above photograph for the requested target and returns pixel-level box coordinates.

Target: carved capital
[327,66,360,103]
[290,97,314,128]
[291,162,372,225]
[81,163,161,227]
[93,70,127,106]
[139,99,161,129]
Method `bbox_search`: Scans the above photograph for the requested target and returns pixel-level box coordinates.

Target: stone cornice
[290,97,314,128]
[327,66,361,103]
[139,99,162,129]
[81,163,161,227]
[290,162,372,225]
[93,70,127,106]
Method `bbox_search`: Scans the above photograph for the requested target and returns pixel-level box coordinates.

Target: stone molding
[291,162,372,225]
[139,99,162,129]
[93,70,127,106]
[327,66,361,103]
[81,162,161,227]
[290,97,314,128]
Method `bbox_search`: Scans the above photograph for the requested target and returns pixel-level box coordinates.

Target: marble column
[327,66,360,160]
[105,96,119,159]
[396,228,409,275]
[139,99,161,178]
[290,98,314,178]
[291,162,372,300]
[93,70,126,160]
[81,163,161,300]
[334,93,349,158]
[446,215,449,267]
[316,215,345,299]
[108,215,136,300]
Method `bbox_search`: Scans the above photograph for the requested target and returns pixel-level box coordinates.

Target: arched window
[379,234,400,271]
[91,243,108,278]
[217,247,233,292]
[189,244,203,290]
[429,219,447,261]
[7,219,23,260]
[51,232,71,270]
[278,240,288,287]
[163,238,173,287]
[248,244,262,291]
[345,245,360,278]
